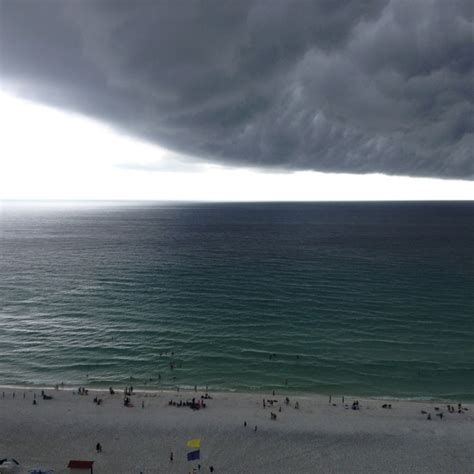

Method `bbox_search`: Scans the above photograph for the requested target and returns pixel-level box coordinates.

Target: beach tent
[0,460,19,465]
[67,460,94,474]
[0,458,20,474]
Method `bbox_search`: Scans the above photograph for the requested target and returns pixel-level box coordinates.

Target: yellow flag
[187,438,201,448]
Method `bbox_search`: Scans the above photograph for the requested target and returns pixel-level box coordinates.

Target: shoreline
[0,382,472,404]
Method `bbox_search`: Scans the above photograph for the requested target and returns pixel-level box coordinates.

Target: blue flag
[187,450,200,461]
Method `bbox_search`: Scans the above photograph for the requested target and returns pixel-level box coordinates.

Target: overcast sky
[0,0,473,200]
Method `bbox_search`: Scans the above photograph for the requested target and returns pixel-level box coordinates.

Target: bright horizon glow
[1,91,473,202]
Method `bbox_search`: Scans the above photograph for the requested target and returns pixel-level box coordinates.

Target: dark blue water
[1,201,473,400]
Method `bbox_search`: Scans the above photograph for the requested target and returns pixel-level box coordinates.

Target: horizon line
[2,198,474,204]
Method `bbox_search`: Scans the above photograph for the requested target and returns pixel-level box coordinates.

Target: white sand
[1,386,473,473]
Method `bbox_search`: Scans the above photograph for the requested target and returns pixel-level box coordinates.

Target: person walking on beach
[96,442,102,453]
[170,451,174,462]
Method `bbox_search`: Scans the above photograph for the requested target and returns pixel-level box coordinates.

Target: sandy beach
[1,386,473,473]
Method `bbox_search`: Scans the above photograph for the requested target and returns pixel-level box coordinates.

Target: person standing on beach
[96,442,102,452]
[170,451,174,461]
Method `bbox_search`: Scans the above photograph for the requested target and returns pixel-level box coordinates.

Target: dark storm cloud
[1,0,472,179]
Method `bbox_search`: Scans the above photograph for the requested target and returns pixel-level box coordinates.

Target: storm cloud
[1,0,473,179]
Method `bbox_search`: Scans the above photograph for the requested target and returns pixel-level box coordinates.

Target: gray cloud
[1,0,472,179]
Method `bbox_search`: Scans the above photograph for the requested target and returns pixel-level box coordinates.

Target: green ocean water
[0,201,473,400]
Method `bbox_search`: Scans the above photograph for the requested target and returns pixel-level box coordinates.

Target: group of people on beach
[424,402,469,420]
[261,392,303,418]
[449,402,467,414]
[168,397,207,410]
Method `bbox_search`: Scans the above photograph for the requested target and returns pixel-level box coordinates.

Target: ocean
[1,201,473,400]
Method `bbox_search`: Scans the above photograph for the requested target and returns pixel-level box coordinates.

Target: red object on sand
[68,460,94,469]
